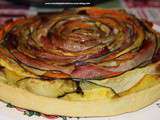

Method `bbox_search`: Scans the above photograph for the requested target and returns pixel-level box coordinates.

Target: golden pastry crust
[0,78,159,117]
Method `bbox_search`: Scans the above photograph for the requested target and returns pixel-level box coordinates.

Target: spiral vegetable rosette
[0,7,159,99]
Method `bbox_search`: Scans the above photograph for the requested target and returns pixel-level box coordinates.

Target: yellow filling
[0,58,159,101]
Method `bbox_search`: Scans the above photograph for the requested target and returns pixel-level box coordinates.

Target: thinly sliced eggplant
[0,56,34,77]
[88,62,160,93]
[62,81,116,101]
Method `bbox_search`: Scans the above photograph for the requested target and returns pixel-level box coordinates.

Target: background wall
[0,0,160,25]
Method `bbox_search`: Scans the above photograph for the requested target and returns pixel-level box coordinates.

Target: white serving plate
[0,100,160,120]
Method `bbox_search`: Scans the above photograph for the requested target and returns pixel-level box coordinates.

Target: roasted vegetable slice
[88,61,160,93]
[17,78,76,98]
[62,81,116,101]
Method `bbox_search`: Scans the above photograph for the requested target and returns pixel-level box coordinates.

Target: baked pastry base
[0,82,159,117]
